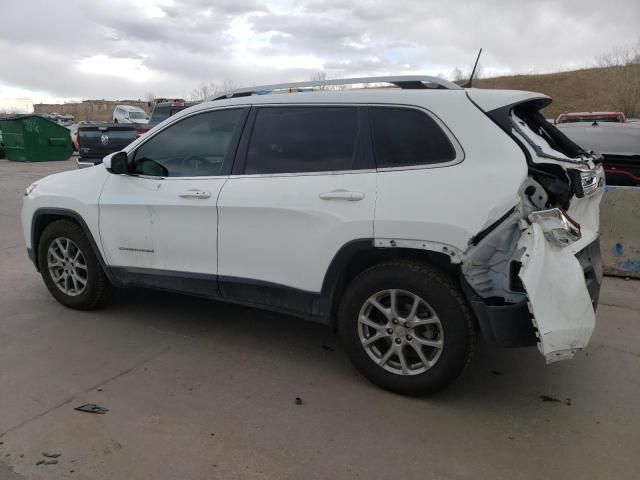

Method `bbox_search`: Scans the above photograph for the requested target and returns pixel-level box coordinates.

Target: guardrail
[600,185,640,278]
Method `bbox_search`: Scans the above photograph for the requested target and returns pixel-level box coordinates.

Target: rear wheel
[338,261,475,396]
[37,220,113,309]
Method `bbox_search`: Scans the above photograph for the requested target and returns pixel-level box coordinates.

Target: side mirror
[105,151,128,174]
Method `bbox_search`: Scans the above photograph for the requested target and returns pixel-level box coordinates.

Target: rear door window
[369,107,456,168]
[244,107,364,174]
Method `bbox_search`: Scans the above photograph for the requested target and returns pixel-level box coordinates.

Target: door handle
[179,189,212,199]
[319,190,365,201]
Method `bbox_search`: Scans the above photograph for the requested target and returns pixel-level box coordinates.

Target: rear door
[99,107,248,278]
[216,105,376,307]
[371,105,468,249]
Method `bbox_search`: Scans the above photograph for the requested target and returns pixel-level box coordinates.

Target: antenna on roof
[463,48,483,88]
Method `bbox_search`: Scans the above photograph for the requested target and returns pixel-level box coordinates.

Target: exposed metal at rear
[463,88,605,362]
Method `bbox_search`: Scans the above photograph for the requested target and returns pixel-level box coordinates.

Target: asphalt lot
[1,158,639,480]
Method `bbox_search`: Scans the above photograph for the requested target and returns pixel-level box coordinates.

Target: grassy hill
[474,66,637,118]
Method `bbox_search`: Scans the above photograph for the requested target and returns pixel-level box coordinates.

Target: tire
[338,260,476,396]
[37,220,113,309]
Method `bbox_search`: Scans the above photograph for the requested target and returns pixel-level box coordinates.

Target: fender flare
[318,238,462,325]
[30,207,117,284]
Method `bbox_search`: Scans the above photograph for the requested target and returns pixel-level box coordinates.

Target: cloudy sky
[1,0,638,111]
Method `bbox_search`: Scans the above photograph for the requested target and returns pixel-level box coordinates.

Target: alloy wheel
[47,237,88,297]
[358,289,444,375]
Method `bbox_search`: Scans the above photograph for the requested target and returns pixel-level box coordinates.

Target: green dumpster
[0,115,73,162]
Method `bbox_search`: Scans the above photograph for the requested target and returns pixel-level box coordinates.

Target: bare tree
[189,83,212,101]
[309,70,350,90]
[189,79,236,101]
[310,71,328,90]
[143,92,156,111]
[450,63,483,84]
[596,39,640,116]
[450,67,465,82]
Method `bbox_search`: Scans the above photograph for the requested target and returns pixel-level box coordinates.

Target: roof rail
[210,75,462,100]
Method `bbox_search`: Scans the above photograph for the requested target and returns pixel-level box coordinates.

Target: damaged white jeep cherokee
[22,76,604,395]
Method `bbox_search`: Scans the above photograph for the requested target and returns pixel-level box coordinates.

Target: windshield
[128,111,147,119]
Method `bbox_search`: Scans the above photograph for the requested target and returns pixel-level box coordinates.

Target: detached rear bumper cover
[518,222,600,362]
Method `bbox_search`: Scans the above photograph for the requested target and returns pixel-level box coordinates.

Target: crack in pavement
[599,344,640,359]
[598,301,640,312]
[0,346,171,438]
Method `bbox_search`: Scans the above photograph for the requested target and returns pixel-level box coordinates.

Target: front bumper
[467,237,602,350]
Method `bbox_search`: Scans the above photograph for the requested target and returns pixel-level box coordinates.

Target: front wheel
[338,261,476,396]
[37,220,113,309]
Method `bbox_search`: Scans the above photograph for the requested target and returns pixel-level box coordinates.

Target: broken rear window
[512,107,585,161]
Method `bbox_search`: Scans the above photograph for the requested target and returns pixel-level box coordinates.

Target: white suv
[22,76,605,395]
[113,105,149,124]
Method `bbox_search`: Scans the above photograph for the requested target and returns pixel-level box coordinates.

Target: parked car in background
[135,101,200,136]
[113,105,149,124]
[76,102,199,167]
[69,124,79,151]
[555,111,626,124]
[23,76,605,395]
[76,123,139,168]
[149,101,199,126]
[558,121,640,186]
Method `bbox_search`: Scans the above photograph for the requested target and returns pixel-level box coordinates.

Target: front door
[99,107,248,279]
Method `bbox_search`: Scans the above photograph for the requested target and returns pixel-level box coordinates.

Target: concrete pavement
[1,158,639,480]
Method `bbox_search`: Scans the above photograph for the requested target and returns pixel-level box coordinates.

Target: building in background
[33,100,151,122]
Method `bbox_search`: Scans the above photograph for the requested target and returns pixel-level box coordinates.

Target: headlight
[528,208,581,247]
[24,182,39,196]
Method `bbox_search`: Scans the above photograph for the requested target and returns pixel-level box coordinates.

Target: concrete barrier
[600,186,640,278]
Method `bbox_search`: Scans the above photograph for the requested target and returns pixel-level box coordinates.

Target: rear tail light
[528,208,581,247]
[137,129,147,136]
[580,166,605,196]
[570,165,605,198]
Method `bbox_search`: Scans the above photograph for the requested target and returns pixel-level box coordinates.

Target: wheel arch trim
[320,238,462,327]
[30,207,117,284]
